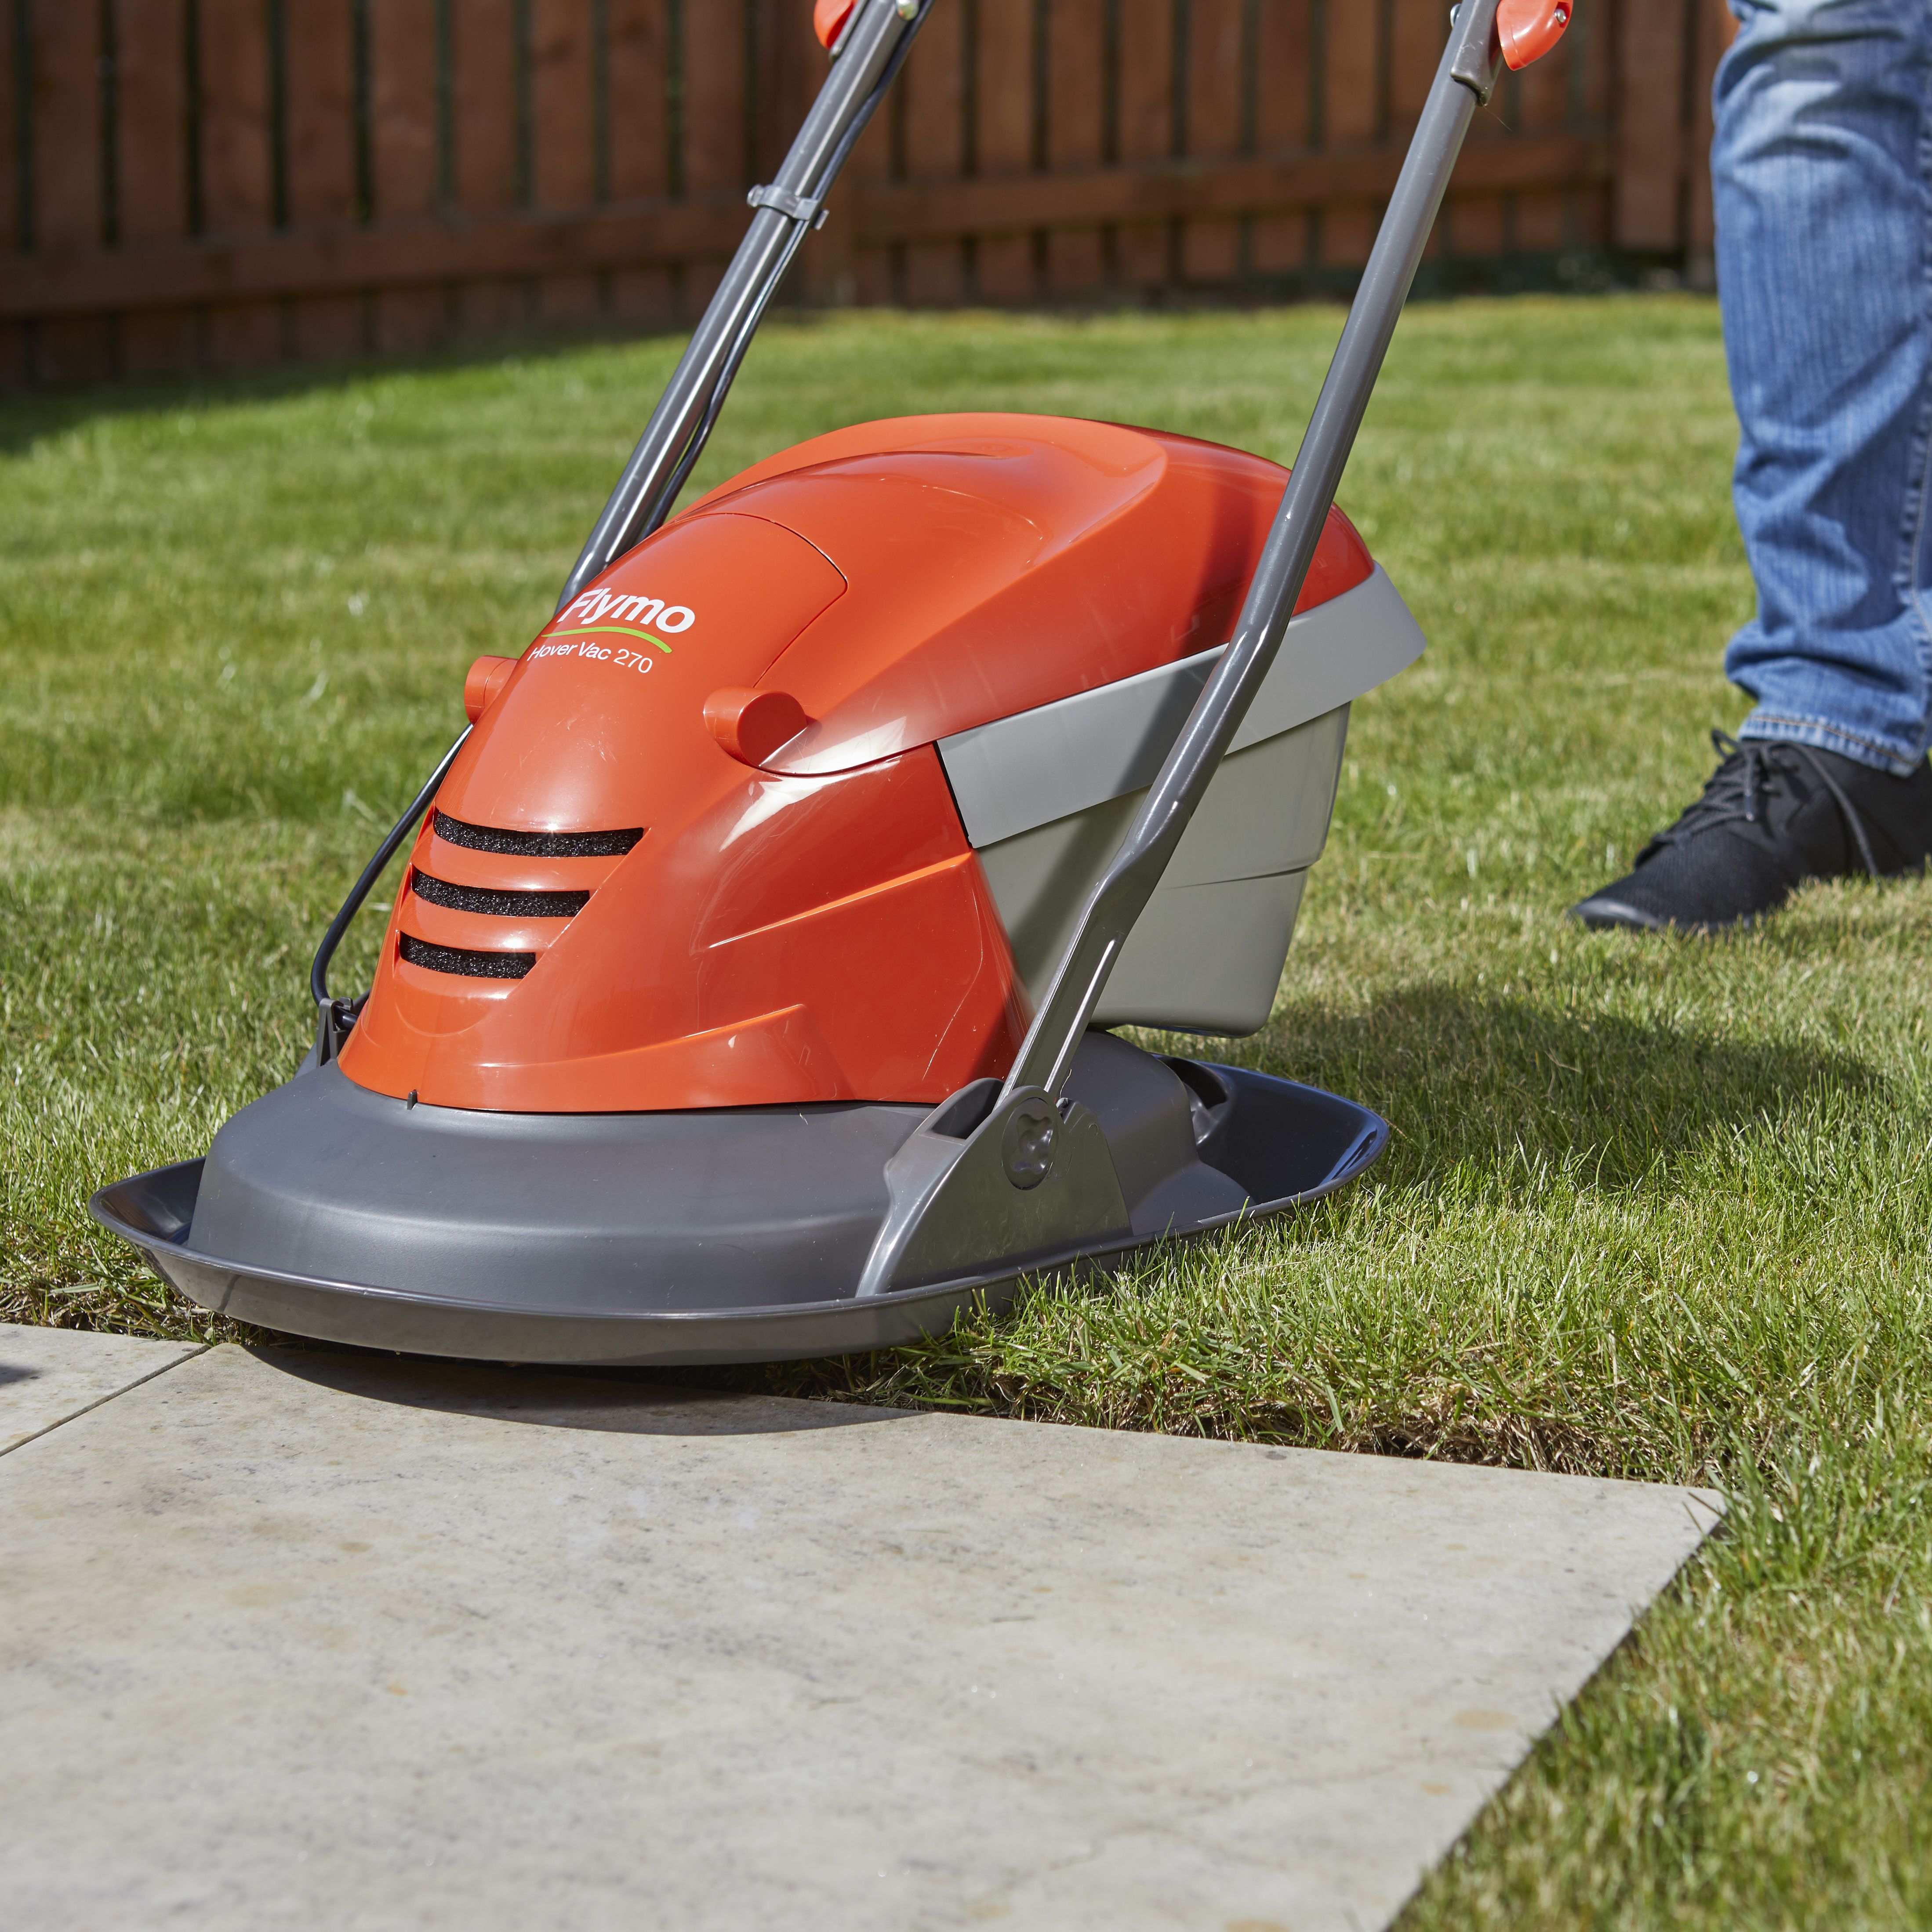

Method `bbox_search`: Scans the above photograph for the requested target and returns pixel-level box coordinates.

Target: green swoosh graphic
[548,625,674,654]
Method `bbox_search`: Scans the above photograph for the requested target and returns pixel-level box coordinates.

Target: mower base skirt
[91,1040,1386,1366]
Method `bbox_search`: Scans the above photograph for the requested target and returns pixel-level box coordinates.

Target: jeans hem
[1736,711,1921,777]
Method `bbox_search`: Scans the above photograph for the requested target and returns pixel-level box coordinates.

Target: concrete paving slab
[0,1345,1721,1932]
[0,1322,203,1455]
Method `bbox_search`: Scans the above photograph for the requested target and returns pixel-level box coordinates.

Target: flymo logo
[559,588,696,638]
[528,586,697,679]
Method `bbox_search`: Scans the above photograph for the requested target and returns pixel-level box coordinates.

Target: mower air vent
[410,870,591,920]
[399,934,536,980]
[432,810,643,859]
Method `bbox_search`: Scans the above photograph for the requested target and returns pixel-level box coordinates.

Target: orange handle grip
[1496,0,1572,69]
[813,0,857,48]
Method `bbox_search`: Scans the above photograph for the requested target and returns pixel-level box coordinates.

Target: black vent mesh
[432,810,642,859]
[399,933,536,980]
[411,870,590,920]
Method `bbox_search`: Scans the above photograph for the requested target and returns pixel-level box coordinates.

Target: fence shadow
[0,321,686,458]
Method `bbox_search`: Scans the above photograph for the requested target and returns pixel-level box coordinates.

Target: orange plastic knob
[463,654,518,721]
[705,687,812,766]
[813,0,857,49]
[1497,0,1571,69]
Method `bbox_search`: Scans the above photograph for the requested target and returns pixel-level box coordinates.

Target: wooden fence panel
[198,0,280,367]
[682,0,750,312]
[283,0,361,363]
[453,0,524,334]
[0,0,18,385]
[114,0,194,374]
[1572,0,1615,246]
[371,0,444,350]
[607,0,675,323]
[1114,0,1175,289]
[1044,0,1105,296]
[1180,0,1248,286]
[1250,0,1315,280]
[1615,0,1685,248]
[1512,15,1574,254]
[1317,0,1376,267]
[0,0,1736,389]
[899,5,968,305]
[29,1,108,381]
[973,0,1037,301]
[530,0,600,320]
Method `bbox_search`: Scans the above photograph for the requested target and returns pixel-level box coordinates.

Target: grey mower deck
[0,1340,1719,1932]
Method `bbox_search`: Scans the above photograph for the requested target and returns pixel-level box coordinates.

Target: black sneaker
[1569,730,1932,933]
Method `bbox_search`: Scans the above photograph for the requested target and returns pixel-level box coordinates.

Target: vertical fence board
[1114,0,1173,287]
[283,0,360,360]
[972,0,1034,301]
[30,2,110,379]
[530,0,598,318]
[1511,17,1572,253]
[114,0,195,374]
[30,6,99,248]
[198,0,280,364]
[1045,0,1105,295]
[1615,0,1685,248]
[371,0,444,349]
[0,0,16,383]
[747,0,782,187]
[1180,0,1245,283]
[453,0,523,331]
[680,0,747,313]
[1563,0,1613,247]
[1250,0,1314,278]
[116,6,192,241]
[1387,0,1438,123]
[899,7,967,305]
[1317,0,1375,265]
[606,0,672,323]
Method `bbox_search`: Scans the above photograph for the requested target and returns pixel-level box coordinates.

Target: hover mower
[93,0,1570,1365]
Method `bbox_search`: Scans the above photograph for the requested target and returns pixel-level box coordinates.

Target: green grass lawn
[4,296,1929,1924]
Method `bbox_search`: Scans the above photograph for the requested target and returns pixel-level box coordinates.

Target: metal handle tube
[1002,1,1502,1102]
[310,726,472,1010]
[557,0,930,609]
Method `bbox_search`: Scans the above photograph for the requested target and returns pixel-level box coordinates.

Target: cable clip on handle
[747,183,831,229]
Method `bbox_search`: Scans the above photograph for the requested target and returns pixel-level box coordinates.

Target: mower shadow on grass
[1224,989,1888,1196]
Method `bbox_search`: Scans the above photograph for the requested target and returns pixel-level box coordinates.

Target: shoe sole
[1565,895,1757,936]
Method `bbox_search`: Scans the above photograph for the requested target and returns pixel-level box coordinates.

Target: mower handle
[853,0,1560,1296]
[1001,0,1511,1105]
[556,0,933,608]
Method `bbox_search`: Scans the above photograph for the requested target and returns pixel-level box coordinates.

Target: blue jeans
[1718,0,1932,775]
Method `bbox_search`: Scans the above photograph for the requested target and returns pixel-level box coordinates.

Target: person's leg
[1720,0,1932,774]
[1570,0,1932,932]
